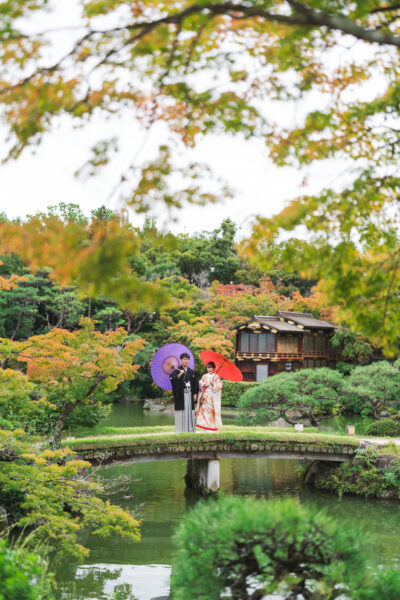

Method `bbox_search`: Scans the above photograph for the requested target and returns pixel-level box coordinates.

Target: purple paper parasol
[151,343,195,391]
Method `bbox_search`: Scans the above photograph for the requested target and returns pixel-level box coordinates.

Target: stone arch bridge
[66,431,360,493]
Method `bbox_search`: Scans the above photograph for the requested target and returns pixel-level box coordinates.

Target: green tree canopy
[0,429,141,565]
[238,368,348,427]
[349,361,400,420]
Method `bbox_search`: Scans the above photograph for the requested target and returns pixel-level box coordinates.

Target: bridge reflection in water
[184,451,348,493]
[73,434,357,493]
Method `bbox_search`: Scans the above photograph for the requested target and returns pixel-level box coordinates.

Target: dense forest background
[0,203,375,402]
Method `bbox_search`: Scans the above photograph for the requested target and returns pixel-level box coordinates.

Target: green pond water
[99,401,373,434]
[58,403,397,600]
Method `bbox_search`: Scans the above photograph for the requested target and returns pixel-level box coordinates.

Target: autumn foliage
[0,318,144,442]
[159,276,338,365]
[0,318,144,563]
[0,216,167,312]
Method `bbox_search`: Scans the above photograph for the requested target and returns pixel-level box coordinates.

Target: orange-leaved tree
[2,2,400,348]
[0,261,28,291]
[1,318,145,444]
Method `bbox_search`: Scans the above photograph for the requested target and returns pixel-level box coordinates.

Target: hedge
[365,418,400,437]
[221,381,260,407]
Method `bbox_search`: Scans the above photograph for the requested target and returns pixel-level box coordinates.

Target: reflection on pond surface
[58,456,400,600]
[68,564,170,600]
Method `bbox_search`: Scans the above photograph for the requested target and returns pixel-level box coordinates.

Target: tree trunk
[132,313,147,334]
[372,403,380,420]
[308,414,321,428]
[11,309,25,340]
[49,374,108,447]
[282,411,297,426]
[49,401,78,448]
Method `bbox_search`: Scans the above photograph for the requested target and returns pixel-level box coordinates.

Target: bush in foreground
[171,496,366,600]
[0,538,54,600]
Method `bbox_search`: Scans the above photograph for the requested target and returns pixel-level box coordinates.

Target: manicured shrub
[357,569,400,600]
[365,418,400,437]
[221,381,259,407]
[238,368,349,427]
[348,361,400,419]
[171,496,366,600]
[0,539,54,600]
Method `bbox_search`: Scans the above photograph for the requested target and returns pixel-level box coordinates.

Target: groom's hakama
[170,366,198,433]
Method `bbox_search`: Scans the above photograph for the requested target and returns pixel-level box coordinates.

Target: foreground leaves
[0,215,168,313]
[0,429,141,565]
[171,496,367,600]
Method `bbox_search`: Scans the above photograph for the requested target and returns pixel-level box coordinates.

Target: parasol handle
[215,356,229,375]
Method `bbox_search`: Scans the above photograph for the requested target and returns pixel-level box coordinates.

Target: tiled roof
[234,311,337,333]
[235,316,306,333]
[235,310,337,333]
[275,311,337,330]
[277,311,313,318]
[254,316,306,333]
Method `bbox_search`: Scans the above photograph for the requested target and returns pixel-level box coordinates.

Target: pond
[100,401,174,428]
[100,401,373,434]
[58,403,394,600]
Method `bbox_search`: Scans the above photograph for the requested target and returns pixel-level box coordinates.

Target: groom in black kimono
[170,353,198,433]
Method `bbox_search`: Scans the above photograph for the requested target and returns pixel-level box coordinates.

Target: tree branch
[370,4,400,14]
[4,0,400,99]
[285,0,400,46]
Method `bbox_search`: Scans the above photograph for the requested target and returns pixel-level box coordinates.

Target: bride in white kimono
[196,361,223,431]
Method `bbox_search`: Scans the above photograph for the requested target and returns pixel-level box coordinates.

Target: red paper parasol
[200,351,243,382]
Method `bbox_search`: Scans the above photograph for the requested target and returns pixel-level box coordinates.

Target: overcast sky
[0,1,358,238]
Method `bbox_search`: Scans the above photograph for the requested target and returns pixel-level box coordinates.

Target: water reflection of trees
[299,485,400,566]
[221,458,301,502]
[58,566,138,600]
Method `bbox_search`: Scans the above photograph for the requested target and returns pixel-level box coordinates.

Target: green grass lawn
[70,425,175,437]
[63,426,360,451]
[70,424,321,438]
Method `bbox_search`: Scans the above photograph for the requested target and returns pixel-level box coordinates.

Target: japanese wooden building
[235,311,341,382]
